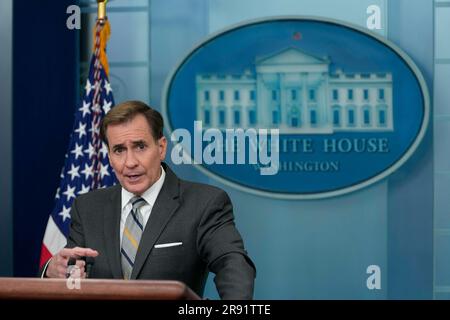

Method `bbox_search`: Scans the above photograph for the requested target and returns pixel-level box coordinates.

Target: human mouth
[125,174,143,182]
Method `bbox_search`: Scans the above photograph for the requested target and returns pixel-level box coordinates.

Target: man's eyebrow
[132,140,147,146]
[111,143,124,150]
[111,140,147,150]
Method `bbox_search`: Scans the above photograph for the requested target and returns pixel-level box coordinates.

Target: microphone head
[85,256,95,266]
[83,256,95,278]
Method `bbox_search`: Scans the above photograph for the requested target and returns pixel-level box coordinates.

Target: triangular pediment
[257,47,328,66]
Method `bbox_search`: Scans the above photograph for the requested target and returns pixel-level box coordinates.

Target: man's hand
[45,247,99,278]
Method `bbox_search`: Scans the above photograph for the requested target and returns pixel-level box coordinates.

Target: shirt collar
[121,165,166,210]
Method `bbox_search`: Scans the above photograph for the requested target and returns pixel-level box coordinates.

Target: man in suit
[43,100,256,299]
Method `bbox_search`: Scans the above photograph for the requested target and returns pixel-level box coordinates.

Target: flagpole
[90,0,111,188]
[97,0,107,22]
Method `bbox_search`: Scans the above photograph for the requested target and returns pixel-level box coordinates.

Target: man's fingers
[59,247,99,259]
[57,265,68,278]
[47,247,97,278]
[59,248,75,259]
[71,247,99,258]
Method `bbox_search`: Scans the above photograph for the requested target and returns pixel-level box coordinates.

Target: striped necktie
[121,196,146,279]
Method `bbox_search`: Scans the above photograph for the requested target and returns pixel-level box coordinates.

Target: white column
[280,73,289,128]
[301,72,309,128]
[257,74,268,127]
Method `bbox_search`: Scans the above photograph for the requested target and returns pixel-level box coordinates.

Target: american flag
[40,20,116,268]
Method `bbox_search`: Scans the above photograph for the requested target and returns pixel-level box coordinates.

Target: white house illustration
[196,47,393,134]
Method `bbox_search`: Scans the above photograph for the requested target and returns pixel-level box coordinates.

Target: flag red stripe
[39,244,52,269]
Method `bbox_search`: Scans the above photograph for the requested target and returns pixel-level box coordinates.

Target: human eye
[113,146,124,154]
[135,141,147,150]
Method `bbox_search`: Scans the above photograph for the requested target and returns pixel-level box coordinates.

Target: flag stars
[78,184,91,195]
[104,80,112,95]
[58,205,71,222]
[100,163,111,179]
[62,185,76,202]
[102,99,112,114]
[79,101,91,118]
[100,142,109,159]
[44,32,116,256]
[85,79,93,96]
[89,120,100,135]
[71,143,84,160]
[74,122,87,139]
[67,164,81,181]
[81,163,94,180]
[84,143,95,159]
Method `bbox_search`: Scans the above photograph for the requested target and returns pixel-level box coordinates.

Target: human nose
[124,150,138,168]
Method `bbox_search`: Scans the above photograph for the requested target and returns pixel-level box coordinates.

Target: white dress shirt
[119,166,166,244]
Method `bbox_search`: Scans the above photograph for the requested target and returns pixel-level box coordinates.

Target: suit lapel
[131,164,180,279]
[103,185,123,279]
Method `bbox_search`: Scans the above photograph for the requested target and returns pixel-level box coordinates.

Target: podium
[0,278,200,300]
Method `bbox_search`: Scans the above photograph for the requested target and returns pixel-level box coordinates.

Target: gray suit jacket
[65,163,255,299]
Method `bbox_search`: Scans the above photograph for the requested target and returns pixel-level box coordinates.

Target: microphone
[65,256,95,278]
[65,257,77,278]
[84,256,95,278]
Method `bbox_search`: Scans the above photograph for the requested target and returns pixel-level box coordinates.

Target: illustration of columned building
[196,47,393,134]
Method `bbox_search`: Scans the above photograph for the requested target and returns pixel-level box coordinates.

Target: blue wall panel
[387,0,434,299]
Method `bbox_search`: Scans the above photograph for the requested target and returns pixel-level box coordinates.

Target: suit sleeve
[196,190,256,300]
[66,197,86,249]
